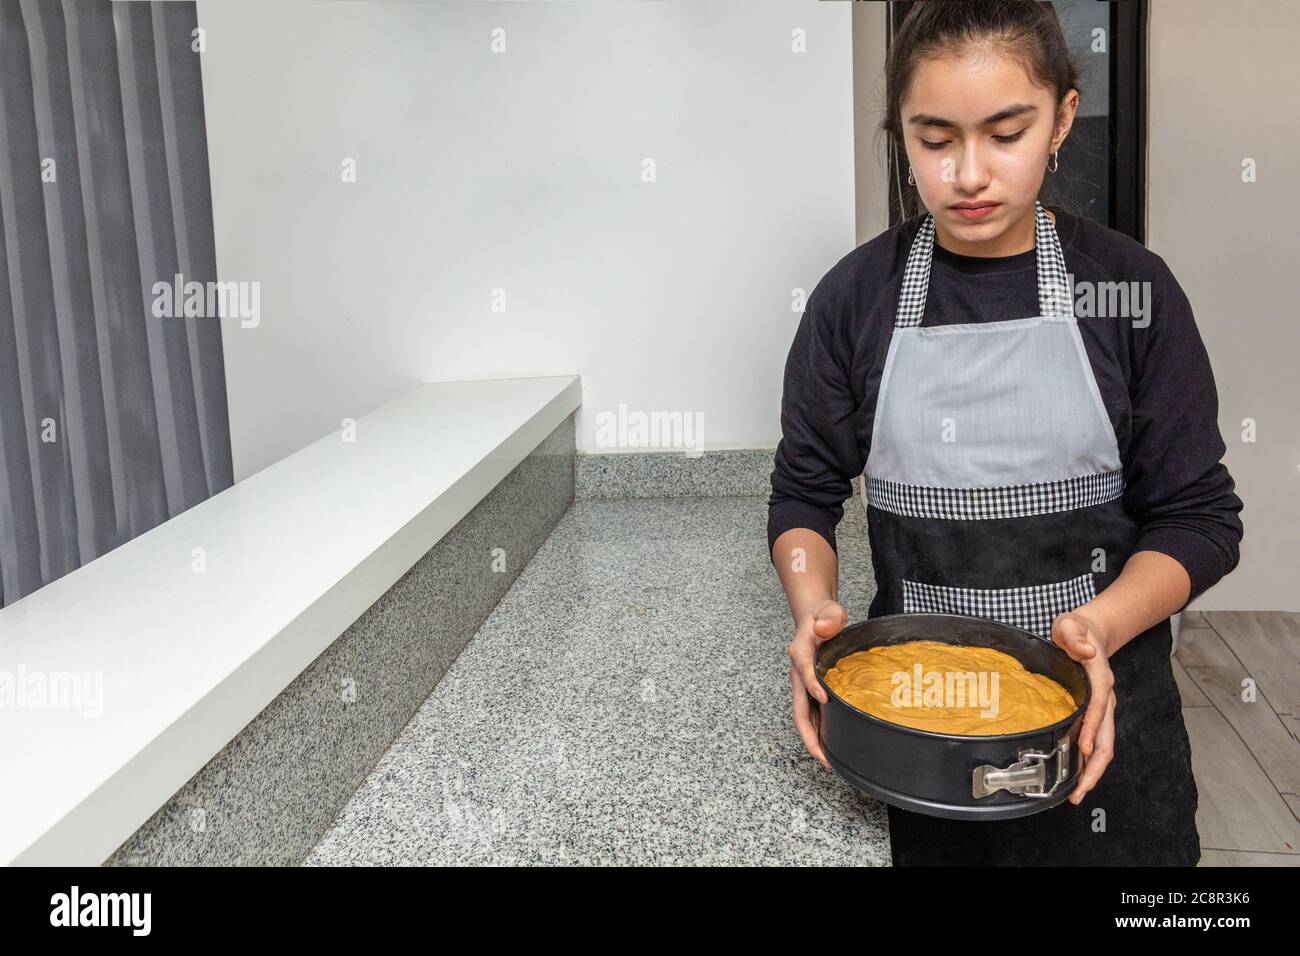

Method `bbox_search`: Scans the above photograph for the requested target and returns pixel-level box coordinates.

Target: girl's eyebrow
[907,103,1038,129]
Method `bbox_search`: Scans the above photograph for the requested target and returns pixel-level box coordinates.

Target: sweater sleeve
[767,277,866,563]
[1121,255,1244,607]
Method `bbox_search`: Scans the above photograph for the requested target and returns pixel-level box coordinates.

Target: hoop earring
[1047,151,1059,173]
[907,165,915,186]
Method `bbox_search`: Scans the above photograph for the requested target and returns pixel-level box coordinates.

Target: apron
[862,200,1201,866]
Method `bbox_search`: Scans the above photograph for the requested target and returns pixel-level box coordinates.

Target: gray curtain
[0,0,231,607]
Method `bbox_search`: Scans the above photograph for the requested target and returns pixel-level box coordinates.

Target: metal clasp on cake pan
[972,737,1071,799]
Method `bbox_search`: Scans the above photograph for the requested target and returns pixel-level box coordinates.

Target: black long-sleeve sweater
[767,203,1244,606]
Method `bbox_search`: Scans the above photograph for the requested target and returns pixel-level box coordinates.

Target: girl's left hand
[1050,607,1116,805]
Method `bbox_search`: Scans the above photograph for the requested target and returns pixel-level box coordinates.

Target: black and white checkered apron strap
[894,199,1071,330]
[1034,200,1074,319]
[894,214,936,329]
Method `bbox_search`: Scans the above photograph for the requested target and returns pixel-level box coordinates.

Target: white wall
[1148,0,1298,610]
[199,0,1293,610]
[196,0,855,480]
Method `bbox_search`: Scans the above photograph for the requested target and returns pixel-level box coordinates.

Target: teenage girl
[769,0,1244,866]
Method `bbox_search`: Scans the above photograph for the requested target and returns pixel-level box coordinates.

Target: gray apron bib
[865,201,1201,865]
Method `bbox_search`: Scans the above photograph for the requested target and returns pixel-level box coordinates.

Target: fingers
[787,602,844,770]
[793,600,844,702]
[788,626,828,704]
[1070,689,1116,804]
[1060,611,1116,804]
[1078,657,1115,757]
[1053,611,1113,758]
[791,667,832,769]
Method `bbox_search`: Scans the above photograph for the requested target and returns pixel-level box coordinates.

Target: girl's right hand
[788,600,848,769]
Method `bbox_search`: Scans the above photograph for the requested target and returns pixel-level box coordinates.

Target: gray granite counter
[304,493,890,865]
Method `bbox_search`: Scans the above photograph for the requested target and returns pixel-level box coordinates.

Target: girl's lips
[953,203,999,220]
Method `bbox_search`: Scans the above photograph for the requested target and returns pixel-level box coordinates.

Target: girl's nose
[954,145,992,191]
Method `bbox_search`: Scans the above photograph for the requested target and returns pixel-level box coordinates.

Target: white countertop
[0,374,581,865]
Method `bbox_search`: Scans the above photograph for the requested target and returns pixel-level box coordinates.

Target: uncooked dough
[823,640,1076,735]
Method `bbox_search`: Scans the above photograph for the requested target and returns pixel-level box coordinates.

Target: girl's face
[901,47,1077,255]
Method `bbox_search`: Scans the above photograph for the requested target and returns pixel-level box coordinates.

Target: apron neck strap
[895,199,1072,329]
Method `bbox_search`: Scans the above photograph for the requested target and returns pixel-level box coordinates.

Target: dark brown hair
[879,1,1082,218]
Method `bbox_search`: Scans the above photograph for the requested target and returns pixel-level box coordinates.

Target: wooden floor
[1174,610,1300,866]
